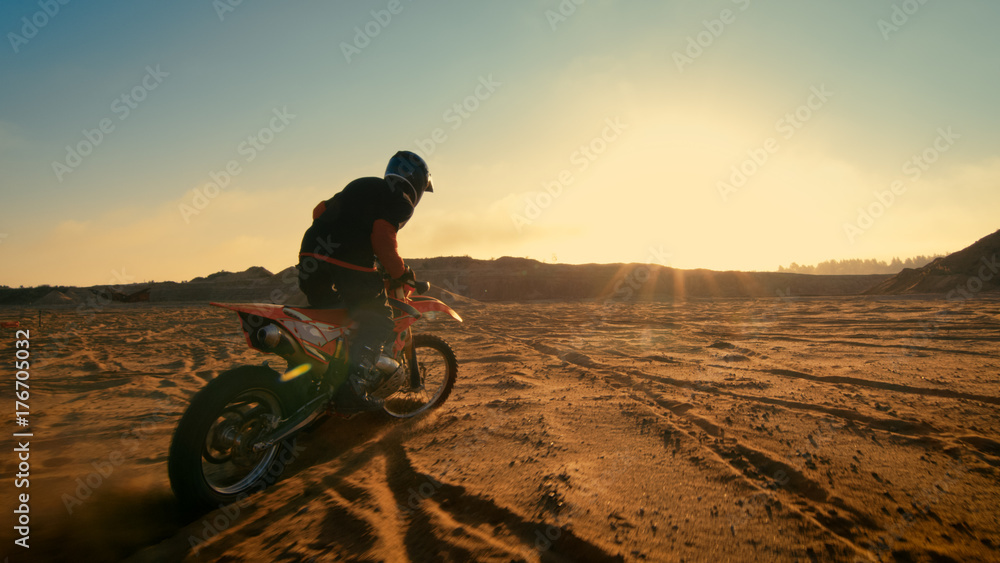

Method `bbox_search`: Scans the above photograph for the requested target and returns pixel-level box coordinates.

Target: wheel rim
[383,346,449,418]
[201,389,282,495]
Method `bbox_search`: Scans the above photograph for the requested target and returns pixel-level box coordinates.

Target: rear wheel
[168,366,300,512]
[382,333,457,418]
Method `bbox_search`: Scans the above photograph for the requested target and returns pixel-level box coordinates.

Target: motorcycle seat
[283,306,353,326]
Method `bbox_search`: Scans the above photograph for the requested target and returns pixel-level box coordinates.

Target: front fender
[407,296,463,322]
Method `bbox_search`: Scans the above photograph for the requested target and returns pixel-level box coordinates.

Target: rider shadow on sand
[164,411,423,558]
[54,412,401,563]
[261,413,620,562]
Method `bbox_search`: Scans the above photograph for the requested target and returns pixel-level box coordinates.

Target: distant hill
[407,257,889,302]
[190,266,274,283]
[0,259,897,307]
[865,229,1000,296]
[0,267,306,307]
[10,229,998,306]
[0,285,75,306]
[778,255,944,275]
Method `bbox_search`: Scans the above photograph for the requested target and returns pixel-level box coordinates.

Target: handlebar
[384,269,430,295]
[408,280,431,295]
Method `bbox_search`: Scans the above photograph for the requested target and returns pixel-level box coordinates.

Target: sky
[1,0,998,287]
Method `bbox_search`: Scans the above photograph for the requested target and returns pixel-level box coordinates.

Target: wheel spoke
[383,335,456,418]
[169,365,300,511]
[200,389,282,495]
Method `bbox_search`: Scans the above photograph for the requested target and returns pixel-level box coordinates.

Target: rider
[297,150,433,410]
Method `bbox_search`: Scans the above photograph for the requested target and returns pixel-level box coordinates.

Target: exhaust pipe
[257,324,284,349]
[253,323,325,376]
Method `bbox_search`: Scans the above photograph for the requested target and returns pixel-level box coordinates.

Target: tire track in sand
[495,332,878,560]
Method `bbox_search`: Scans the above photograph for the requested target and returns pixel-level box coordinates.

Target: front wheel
[168,366,299,512]
[382,334,457,418]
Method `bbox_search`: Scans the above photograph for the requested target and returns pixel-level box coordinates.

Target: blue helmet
[385,151,433,200]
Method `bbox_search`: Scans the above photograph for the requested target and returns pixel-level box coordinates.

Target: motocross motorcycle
[167,278,461,511]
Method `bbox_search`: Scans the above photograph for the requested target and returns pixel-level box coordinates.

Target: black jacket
[299,177,416,276]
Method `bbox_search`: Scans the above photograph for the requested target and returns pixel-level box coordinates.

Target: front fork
[388,285,422,389]
[403,328,422,388]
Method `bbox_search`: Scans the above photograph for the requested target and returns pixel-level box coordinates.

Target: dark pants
[297,258,394,361]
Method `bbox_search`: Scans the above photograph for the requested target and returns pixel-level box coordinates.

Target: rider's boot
[343,344,385,411]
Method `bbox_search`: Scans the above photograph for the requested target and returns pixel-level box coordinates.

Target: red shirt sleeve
[371,219,406,278]
[312,201,327,220]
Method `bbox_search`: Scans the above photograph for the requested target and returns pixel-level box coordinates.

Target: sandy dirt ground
[1,296,999,562]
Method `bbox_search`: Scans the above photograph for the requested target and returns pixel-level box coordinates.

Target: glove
[389,267,416,289]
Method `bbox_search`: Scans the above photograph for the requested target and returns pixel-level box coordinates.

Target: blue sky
[1,1,998,286]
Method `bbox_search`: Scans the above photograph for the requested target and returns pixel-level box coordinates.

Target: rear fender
[211,302,341,371]
[212,303,293,346]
